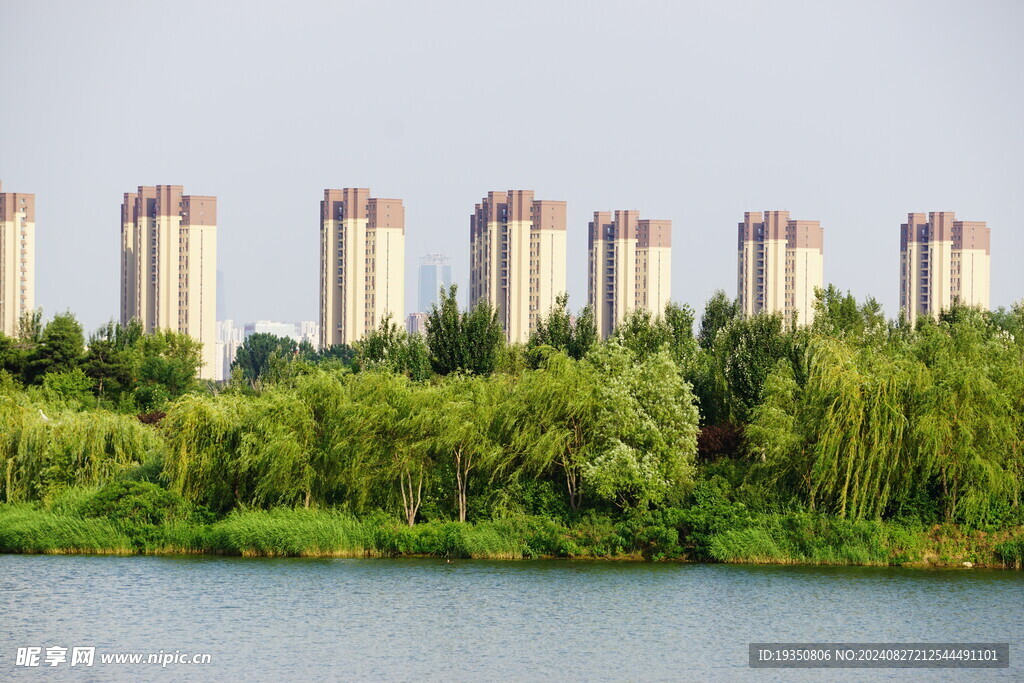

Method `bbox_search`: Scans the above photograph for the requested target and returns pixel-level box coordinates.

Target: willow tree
[432,374,504,522]
[236,388,317,508]
[748,333,1023,523]
[747,339,921,519]
[0,397,160,503]
[162,394,245,512]
[345,372,436,525]
[500,353,603,511]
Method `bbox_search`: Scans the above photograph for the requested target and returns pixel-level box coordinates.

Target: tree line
[1,285,1022,531]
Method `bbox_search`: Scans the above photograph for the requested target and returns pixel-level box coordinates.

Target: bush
[79,481,195,526]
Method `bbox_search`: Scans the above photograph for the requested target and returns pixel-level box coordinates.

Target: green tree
[433,375,504,522]
[135,330,203,409]
[714,312,791,423]
[425,285,504,375]
[356,315,432,381]
[698,290,739,350]
[28,312,85,383]
[502,353,603,511]
[585,342,700,509]
[232,333,298,387]
[527,293,597,362]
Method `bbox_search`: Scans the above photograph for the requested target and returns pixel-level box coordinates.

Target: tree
[232,333,298,387]
[502,353,603,511]
[698,291,739,350]
[17,308,43,343]
[346,373,436,525]
[135,330,203,409]
[585,342,700,509]
[83,321,143,403]
[425,285,504,375]
[356,315,432,381]
[28,312,85,382]
[527,293,597,362]
[433,375,504,522]
[611,303,697,370]
[813,284,886,340]
[714,312,791,423]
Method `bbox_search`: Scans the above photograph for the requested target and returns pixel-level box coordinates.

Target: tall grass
[1,503,1020,567]
[0,505,133,554]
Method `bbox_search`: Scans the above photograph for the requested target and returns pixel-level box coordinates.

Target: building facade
[587,210,671,339]
[469,190,566,343]
[417,253,452,314]
[320,188,404,348]
[215,319,243,383]
[737,211,823,326]
[120,185,218,380]
[0,182,35,337]
[900,212,990,325]
[406,312,427,336]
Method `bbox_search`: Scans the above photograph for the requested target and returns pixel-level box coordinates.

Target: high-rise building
[0,182,35,337]
[417,253,453,313]
[587,210,671,339]
[469,190,566,343]
[737,211,823,326]
[406,312,427,336]
[215,319,243,382]
[120,185,218,380]
[320,188,405,348]
[900,212,990,325]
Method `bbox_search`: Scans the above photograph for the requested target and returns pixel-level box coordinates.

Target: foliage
[355,315,431,380]
[232,333,299,386]
[79,480,195,526]
[0,292,1021,567]
[425,285,505,375]
[527,293,597,363]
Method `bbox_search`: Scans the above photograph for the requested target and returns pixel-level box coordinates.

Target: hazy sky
[1,0,1021,333]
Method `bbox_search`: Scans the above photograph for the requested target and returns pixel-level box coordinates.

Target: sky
[1,0,1022,333]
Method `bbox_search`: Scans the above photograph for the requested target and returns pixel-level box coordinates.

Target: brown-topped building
[120,185,218,380]
[469,190,567,344]
[738,211,823,326]
[320,188,405,348]
[0,181,35,337]
[900,212,990,324]
[588,210,672,339]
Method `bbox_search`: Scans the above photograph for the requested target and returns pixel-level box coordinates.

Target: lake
[1,556,1021,680]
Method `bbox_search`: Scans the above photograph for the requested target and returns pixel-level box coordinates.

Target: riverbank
[1,504,1021,568]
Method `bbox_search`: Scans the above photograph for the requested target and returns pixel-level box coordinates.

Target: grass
[0,503,1021,567]
[0,504,134,554]
[707,513,1024,568]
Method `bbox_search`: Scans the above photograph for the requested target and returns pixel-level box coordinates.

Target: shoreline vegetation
[1,505,1022,568]
[1,287,1023,570]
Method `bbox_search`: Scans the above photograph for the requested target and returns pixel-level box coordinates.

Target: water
[0,556,1021,680]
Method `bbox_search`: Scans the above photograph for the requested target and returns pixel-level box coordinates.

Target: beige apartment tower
[0,182,35,337]
[320,188,405,348]
[588,211,672,339]
[900,212,990,325]
[469,190,567,344]
[738,211,823,326]
[120,185,218,380]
